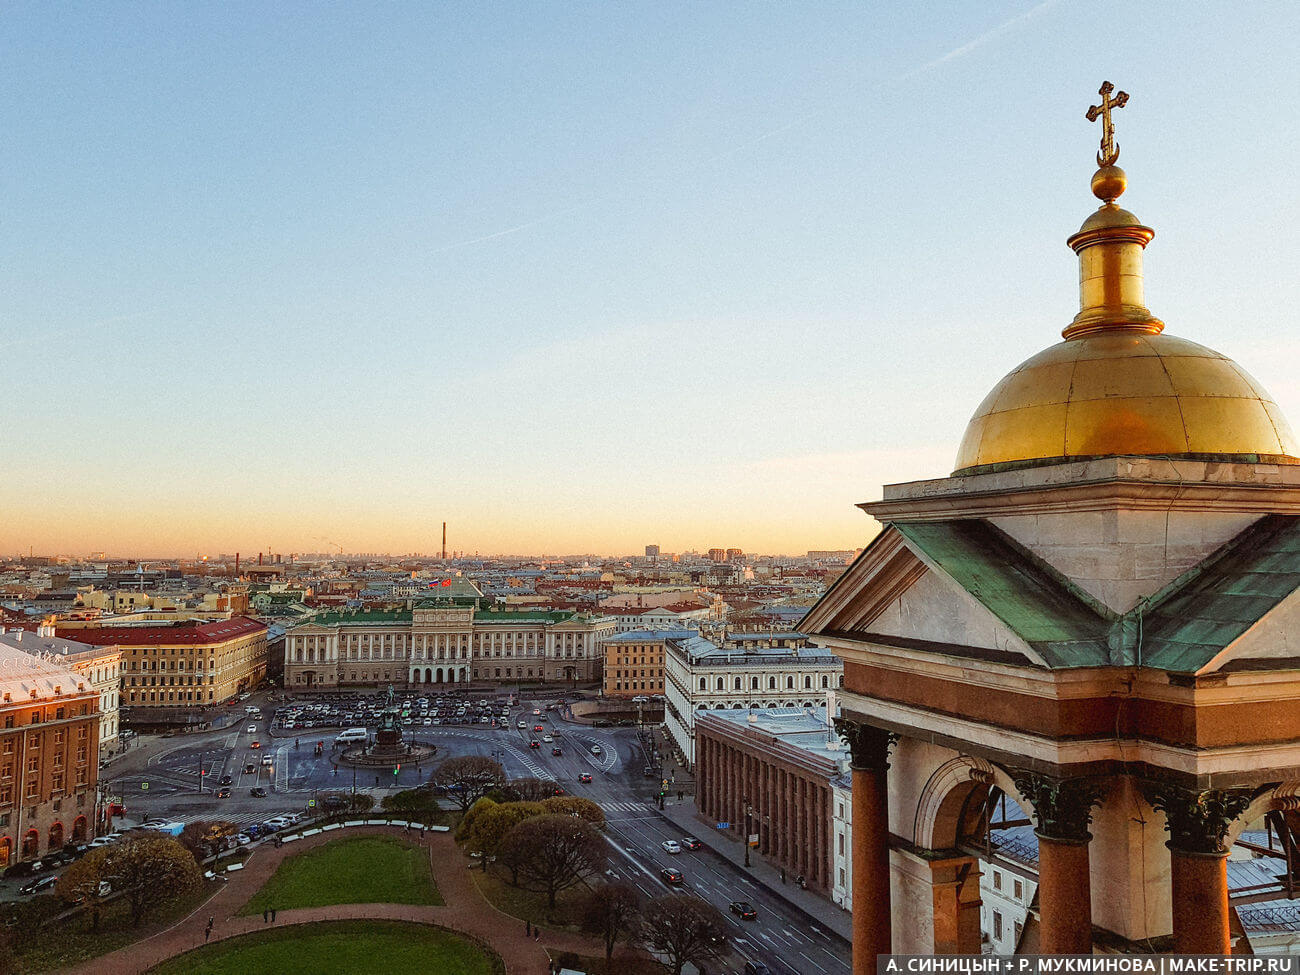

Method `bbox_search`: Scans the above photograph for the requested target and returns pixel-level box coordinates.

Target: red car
[533,725,544,732]
[530,740,540,749]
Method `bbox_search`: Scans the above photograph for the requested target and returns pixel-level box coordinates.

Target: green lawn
[240,835,441,915]
[147,920,500,975]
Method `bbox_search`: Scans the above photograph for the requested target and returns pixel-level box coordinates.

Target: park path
[54,826,624,975]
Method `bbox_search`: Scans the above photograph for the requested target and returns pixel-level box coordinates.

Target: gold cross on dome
[1086,81,1129,167]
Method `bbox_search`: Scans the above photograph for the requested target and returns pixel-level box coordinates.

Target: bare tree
[103,836,203,926]
[641,894,729,975]
[433,755,506,812]
[498,813,604,907]
[579,881,642,962]
[503,777,556,802]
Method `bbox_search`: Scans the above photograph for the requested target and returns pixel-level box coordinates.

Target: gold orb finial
[1091,164,1127,202]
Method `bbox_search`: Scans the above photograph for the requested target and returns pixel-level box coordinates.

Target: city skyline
[4,2,1298,556]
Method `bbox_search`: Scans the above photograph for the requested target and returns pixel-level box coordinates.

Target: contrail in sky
[429,0,1063,255]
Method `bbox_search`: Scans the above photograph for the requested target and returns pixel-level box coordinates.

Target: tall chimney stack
[442,522,447,561]
[258,552,263,566]
[235,552,240,578]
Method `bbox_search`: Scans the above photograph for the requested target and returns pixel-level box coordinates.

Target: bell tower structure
[805,84,1300,966]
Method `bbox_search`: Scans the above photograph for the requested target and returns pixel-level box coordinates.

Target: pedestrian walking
[263,909,269,923]
[780,867,787,884]
[271,907,277,922]
[204,927,211,943]
[209,915,214,927]
[533,928,540,942]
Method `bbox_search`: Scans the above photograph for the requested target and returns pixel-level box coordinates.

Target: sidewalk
[54,826,606,975]
[656,796,853,943]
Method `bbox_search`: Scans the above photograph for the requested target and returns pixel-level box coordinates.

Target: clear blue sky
[3,1,1298,557]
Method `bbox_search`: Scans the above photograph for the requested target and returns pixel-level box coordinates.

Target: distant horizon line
[2,547,863,563]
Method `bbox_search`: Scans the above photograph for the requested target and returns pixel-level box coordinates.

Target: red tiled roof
[56,616,266,647]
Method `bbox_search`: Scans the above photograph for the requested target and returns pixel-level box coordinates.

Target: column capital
[1011,770,1106,843]
[833,718,897,773]
[1144,783,1255,855]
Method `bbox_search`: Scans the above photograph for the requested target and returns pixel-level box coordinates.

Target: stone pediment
[806,515,1300,676]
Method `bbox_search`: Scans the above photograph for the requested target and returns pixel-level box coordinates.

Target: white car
[246,725,257,734]
[517,720,527,729]
[542,734,553,743]
[236,833,251,845]
[661,840,682,854]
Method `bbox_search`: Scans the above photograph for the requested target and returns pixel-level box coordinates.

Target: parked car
[250,787,267,798]
[20,876,57,896]
[659,867,684,886]
[661,840,682,854]
[730,901,757,920]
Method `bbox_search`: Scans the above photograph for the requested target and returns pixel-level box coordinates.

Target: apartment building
[0,644,101,867]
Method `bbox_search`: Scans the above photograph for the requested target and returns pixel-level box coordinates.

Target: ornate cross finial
[1086,81,1129,167]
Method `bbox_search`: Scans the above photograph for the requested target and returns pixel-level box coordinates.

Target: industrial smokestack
[442,522,447,561]
[258,552,263,565]
[235,552,240,578]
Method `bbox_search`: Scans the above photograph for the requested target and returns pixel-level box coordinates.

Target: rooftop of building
[605,629,699,643]
[0,642,93,701]
[57,616,266,646]
[0,628,117,660]
[672,635,840,667]
[699,706,849,768]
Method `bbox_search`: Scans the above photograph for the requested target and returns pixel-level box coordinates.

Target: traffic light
[393,764,401,776]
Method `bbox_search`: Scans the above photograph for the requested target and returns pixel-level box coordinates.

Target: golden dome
[953,107,1300,475]
[953,331,1300,473]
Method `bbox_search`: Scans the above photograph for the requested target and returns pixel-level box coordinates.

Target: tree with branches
[579,881,642,962]
[502,777,556,802]
[103,836,202,927]
[498,813,603,907]
[467,801,546,873]
[640,894,729,975]
[433,755,506,812]
[55,848,114,931]
[542,795,605,826]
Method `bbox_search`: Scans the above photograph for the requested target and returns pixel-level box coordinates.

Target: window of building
[838,832,844,854]
[839,867,845,886]
[993,870,1002,891]
[993,912,1003,941]
[1014,879,1023,899]
[1014,921,1023,946]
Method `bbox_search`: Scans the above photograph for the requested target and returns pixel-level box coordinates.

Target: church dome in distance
[952,84,1300,475]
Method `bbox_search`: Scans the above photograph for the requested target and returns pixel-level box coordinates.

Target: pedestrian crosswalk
[601,800,653,814]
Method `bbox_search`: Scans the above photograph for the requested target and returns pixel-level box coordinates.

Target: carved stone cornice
[1144,784,1255,856]
[1011,770,1106,843]
[833,718,897,773]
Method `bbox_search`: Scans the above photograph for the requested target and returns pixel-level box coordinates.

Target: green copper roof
[473,610,575,623]
[1128,515,1300,672]
[306,609,413,626]
[894,520,1114,668]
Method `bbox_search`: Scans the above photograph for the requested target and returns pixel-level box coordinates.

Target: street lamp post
[743,798,752,867]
